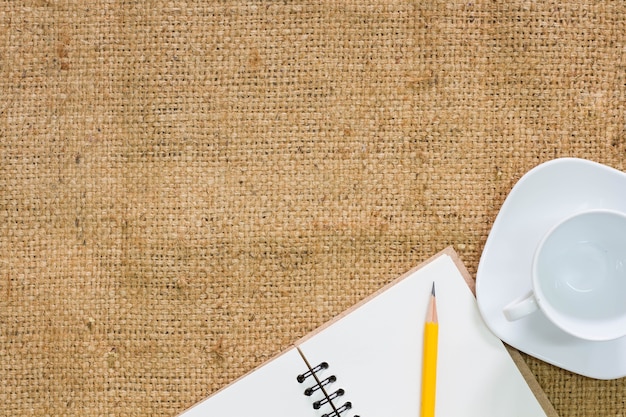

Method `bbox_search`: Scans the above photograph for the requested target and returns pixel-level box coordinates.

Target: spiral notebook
[177,247,558,417]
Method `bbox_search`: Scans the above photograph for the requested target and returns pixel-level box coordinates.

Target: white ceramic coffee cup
[503,209,626,341]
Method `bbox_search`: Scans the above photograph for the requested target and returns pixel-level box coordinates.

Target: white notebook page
[179,252,549,417]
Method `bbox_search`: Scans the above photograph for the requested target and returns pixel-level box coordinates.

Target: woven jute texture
[1,1,625,416]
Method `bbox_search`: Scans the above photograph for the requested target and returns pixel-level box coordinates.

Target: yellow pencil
[420,282,438,417]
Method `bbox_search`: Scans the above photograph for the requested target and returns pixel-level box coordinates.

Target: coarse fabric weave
[1,2,625,416]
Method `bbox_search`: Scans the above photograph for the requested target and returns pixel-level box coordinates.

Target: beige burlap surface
[1,1,625,416]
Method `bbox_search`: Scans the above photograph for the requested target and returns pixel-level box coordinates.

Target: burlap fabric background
[1,1,625,416]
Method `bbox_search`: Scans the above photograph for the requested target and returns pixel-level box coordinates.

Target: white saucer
[476,158,626,380]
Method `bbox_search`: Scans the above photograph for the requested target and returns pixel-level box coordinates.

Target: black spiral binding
[297,361,360,417]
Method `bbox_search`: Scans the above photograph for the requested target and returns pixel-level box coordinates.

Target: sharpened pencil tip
[431,282,435,296]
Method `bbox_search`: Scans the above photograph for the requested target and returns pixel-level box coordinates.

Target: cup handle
[503,292,539,321]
